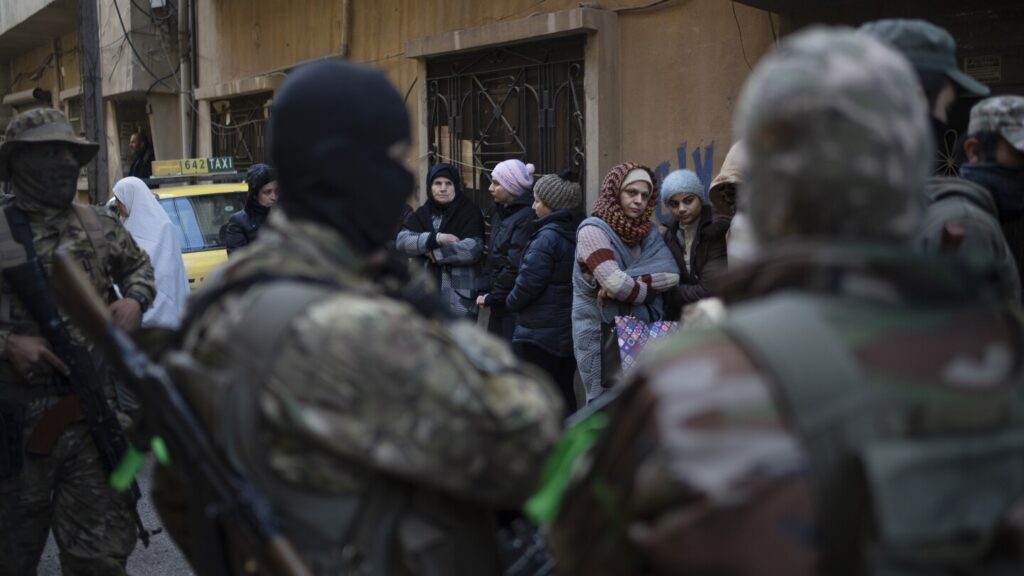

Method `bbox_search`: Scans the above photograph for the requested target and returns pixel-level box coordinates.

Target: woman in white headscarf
[111,176,189,329]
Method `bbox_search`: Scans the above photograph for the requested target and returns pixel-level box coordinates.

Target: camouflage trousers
[0,397,136,576]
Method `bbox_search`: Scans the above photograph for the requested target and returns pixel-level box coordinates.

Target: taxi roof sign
[151,156,236,178]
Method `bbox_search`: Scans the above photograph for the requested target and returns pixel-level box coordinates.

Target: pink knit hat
[491,159,536,197]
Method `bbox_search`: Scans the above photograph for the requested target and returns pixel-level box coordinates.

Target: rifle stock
[53,255,312,576]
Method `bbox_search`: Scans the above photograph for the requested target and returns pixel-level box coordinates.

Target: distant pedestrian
[507,169,582,413]
[127,130,155,179]
[572,163,679,401]
[659,169,727,320]
[112,176,190,328]
[477,159,536,340]
[397,163,485,318]
[223,163,278,255]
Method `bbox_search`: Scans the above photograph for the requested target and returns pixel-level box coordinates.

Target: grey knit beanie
[660,169,706,206]
[534,171,582,211]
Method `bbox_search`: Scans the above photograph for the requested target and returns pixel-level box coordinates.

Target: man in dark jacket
[659,169,727,321]
[959,96,1024,303]
[507,169,582,413]
[477,159,536,340]
[127,130,155,179]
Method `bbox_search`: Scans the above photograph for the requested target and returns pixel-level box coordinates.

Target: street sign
[150,156,236,178]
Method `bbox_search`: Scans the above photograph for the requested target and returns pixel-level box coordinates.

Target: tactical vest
[166,280,503,575]
[0,204,110,322]
[723,293,1024,575]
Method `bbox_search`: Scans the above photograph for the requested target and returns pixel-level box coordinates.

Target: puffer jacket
[482,191,536,307]
[662,209,728,320]
[506,209,579,358]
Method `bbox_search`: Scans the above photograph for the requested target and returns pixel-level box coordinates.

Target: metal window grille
[211,92,270,172]
[426,36,586,212]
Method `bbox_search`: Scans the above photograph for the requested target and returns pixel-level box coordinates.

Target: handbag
[613,315,680,373]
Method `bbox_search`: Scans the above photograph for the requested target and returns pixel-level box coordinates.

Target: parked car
[155,181,247,290]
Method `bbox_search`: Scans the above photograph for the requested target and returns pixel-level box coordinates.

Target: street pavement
[39,458,194,575]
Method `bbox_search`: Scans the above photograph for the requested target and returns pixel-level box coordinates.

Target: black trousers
[513,342,578,415]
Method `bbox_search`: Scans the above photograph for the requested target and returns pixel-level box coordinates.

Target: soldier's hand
[476,294,489,306]
[7,335,70,379]
[110,297,143,331]
[597,287,608,306]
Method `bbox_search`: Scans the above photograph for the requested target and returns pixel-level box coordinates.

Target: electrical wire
[731,1,753,71]
[614,0,683,14]
[111,0,168,82]
[768,12,779,46]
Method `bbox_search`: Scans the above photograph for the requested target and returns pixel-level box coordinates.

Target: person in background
[223,163,279,255]
[506,169,582,414]
[858,19,990,176]
[477,159,536,340]
[397,163,485,318]
[860,21,1019,303]
[127,130,155,179]
[960,95,1024,302]
[572,162,679,402]
[112,176,190,328]
[659,169,727,320]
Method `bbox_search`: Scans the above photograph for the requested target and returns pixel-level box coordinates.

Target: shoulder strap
[0,206,30,268]
[71,204,109,266]
[722,294,877,574]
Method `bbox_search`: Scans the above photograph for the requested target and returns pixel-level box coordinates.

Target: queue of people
[3,14,1024,576]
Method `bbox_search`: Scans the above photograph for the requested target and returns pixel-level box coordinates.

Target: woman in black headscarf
[396,163,485,318]
[223,163,279,255]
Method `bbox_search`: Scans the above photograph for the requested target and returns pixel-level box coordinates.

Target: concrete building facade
[1,0,1020,208]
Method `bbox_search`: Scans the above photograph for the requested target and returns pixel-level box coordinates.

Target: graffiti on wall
[654,141,714,224]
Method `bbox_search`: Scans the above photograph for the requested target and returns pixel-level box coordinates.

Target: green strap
[524,412,609,524]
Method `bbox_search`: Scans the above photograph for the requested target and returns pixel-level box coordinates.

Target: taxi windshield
[159,192,246,253]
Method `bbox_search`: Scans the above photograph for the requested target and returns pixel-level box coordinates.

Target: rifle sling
[26,395,83,455]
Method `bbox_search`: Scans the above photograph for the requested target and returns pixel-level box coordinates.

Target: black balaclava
[270,60,414,254]
[244,163,276,218]
[10,144,81,214]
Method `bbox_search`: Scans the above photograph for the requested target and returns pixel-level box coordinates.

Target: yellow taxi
[147,157,247,290]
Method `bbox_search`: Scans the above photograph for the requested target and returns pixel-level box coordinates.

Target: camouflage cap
[734,26,932,244]
[968,96,1024,155]
[858,19,990,97]
[0,107,98,180]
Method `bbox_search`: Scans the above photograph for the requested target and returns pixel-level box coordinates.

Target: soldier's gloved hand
[110,297,143,331]
[6,335,70,380]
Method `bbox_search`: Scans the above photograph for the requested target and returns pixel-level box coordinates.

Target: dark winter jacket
[662,209,728,320]
[129,146,155,179]
[506,209,579,358]
[223,206,269,255]
[916,176,1021,303]
[482,191,536,307]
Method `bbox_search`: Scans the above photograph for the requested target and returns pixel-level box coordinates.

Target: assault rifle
[0,235,152,547]
[53,254,311,576]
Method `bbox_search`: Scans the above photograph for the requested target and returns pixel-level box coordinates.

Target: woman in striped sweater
[572,162,679,402]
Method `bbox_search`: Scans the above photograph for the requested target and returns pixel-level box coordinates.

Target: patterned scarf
[590,162,658,247]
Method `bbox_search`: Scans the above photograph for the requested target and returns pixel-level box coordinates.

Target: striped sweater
[576,224,679,304]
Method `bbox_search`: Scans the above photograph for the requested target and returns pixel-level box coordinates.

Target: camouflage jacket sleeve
[260,293,563,507]
[551,328,817,576]
[101,210,156,310]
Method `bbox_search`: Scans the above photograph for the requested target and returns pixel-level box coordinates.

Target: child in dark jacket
[660,169,728,321]
[506,170,583,414]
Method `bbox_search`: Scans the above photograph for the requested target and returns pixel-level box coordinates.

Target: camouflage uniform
[858,21,1020,303]
[964,96,1024,298]
[550,28,1024,576]
[0,109,156,575]
[164,210,562,573]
